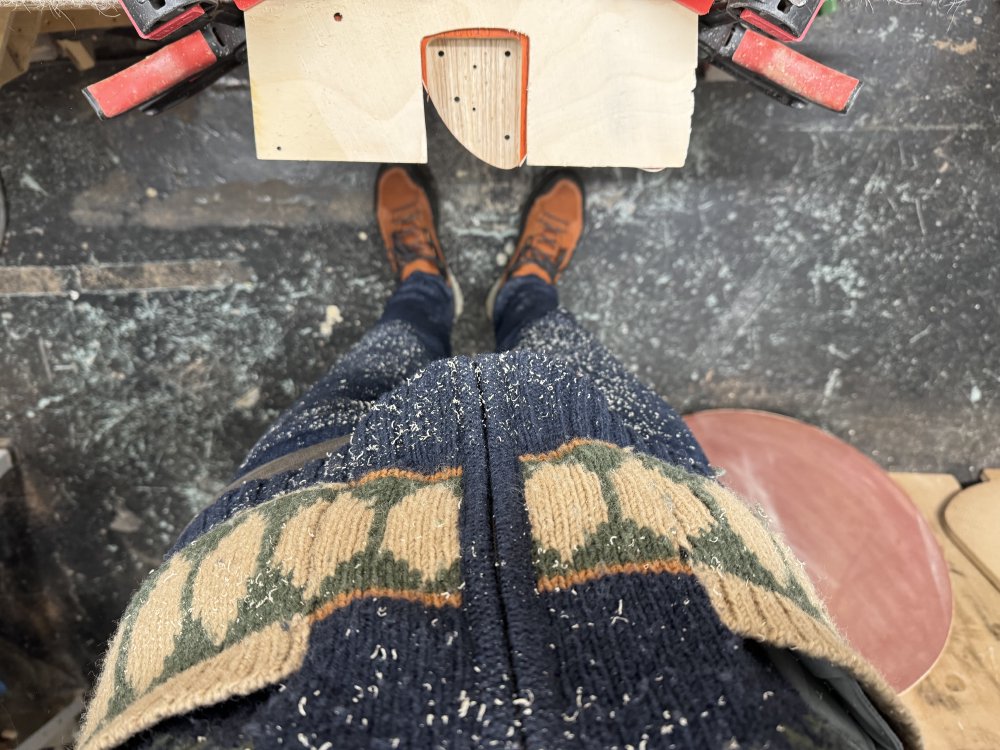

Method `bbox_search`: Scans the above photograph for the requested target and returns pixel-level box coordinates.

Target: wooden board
[423,32,526,169]
[55,38,94,70]
[0,6,127,89]
[0,10,10,71]
[0,1,116,8]
[0,10,42,88]
[942,470,1000,593]
[892,472,1000,750]
[0,447,12,481]
[40,8,130,33]
[245,0,697,168]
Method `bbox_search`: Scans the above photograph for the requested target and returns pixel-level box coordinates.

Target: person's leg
[492,275,558,352]
[237,272,454,475]
[501,301,709,473]
[237,165,460,478]
[490,171,710,474]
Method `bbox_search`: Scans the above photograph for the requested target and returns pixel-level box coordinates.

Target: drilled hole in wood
[472,107,476,111]
[473,64,478,69]
[505,50,511,57]
[454,96,460,102]
[438,50,445,57]
[504,135,511,140]
[333,12,343,21]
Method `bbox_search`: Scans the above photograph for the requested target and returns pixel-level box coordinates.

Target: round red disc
[685,409,952,692]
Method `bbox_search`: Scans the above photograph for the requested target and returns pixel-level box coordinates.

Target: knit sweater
[78,352,918,750]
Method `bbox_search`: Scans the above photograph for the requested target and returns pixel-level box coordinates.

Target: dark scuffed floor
[0,0,997,730]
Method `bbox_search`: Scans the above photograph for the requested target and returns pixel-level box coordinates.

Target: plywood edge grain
[891,471,1000,750]
[422,31,527,169]
[942,473,1000,594]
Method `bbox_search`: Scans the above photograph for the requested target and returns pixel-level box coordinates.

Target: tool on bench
[696,0,861,113]
[82,2,255,119]
[725,0,825,42]
[116,0,263,41]
[677,0,825,38]
[117,0,217,42]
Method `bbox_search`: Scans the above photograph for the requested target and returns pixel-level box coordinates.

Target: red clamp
[83,20,246,119]
[732,27,859,112]
[676,0,716,15]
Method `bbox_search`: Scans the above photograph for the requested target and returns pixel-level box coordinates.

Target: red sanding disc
[685,409,952,693]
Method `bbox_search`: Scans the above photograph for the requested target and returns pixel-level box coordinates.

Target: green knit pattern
[521,440,824,621]
[87,468,464,737]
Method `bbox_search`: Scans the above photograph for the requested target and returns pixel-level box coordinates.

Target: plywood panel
[0,10,42,87]
[423,33,525,170]
[56,38,95,70]
[0,1,116,7]
[942,471,1000,593]
[245,0,697,168]
[892,472,1000,750]
[40,8,130,33]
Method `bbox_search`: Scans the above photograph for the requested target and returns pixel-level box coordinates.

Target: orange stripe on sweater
[350,465,462,487]
[536,559,693,593]
[309,588,461,623]
[520,438,623,465]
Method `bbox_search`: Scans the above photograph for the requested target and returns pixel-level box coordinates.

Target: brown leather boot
[487,170,584,320]
[375,165,463,316]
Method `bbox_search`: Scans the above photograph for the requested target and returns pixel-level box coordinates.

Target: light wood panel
[40,8,130,33]
[892,472,1000,750]
[0,10,11,71]
[0,1,116,7]
[245,0,697,168]
[423,33,525,170]
[55,38,94,70]
[0,10,42,87]
[0,7,124,89]
[942,470,1000,593]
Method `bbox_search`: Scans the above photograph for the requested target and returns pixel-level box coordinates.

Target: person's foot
[487,170,584,321]
[376,164,463,316]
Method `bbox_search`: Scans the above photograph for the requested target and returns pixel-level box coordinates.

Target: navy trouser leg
[493,276,559,352]
[493,277,711,475]
[237,272,454,477]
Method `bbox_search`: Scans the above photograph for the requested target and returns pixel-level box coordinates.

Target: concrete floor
[0,0,997,729]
